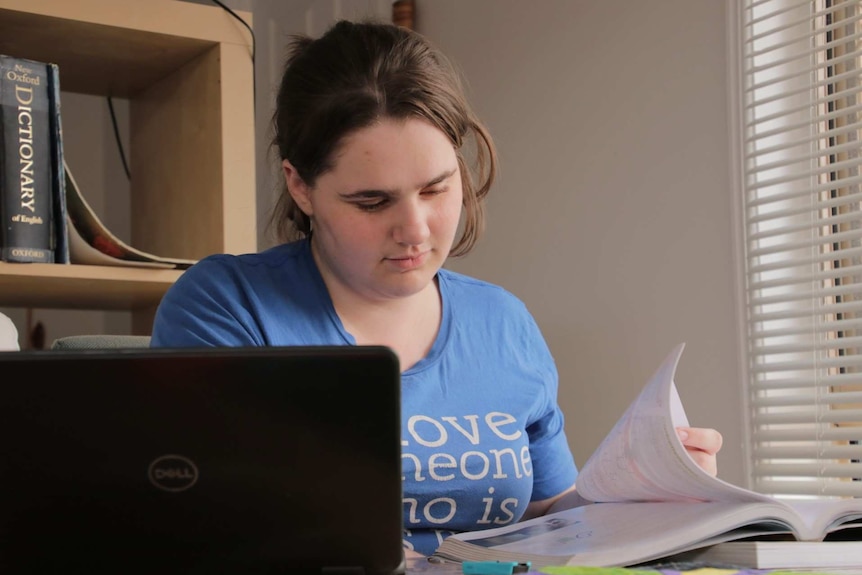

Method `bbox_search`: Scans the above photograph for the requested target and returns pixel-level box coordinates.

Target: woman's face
[285,117,463,302]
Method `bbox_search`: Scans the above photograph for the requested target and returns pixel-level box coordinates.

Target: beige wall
[415,0,745,487]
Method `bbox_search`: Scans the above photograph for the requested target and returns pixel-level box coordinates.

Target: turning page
[574,343,772,504]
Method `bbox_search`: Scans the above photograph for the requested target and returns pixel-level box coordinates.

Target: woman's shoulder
[183,241,308,275]
[153,241,318,345]
[438,268,528,311]
[166,241,312,300]
[436,268,553,363]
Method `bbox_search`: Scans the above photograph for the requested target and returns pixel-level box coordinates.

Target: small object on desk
[463,561,532,575]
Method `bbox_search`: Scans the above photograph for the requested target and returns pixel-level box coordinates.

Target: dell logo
[148,455,199,492]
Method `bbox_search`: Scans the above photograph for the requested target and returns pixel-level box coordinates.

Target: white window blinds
[735,0,862,496]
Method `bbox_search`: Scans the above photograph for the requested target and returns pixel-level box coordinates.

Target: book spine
[48,63,68,264]
[0,55,55,263]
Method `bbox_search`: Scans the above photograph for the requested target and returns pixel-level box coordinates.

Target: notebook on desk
[0,345,405,575]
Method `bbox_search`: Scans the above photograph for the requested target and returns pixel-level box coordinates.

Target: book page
[676,539,862,570]
[67,223,176,269]
[435,500,803,568]
[785,499,862,539]
[64,160,196,269]
[575,343,773,504]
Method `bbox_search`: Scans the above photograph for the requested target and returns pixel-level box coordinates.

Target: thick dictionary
[0,54,59,263]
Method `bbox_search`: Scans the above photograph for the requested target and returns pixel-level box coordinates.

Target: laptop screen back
[0,345,404,575]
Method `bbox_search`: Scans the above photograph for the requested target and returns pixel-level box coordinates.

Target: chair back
[51,335,151,350]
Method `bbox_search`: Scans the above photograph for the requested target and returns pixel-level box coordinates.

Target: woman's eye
[356,199,389,212]
[422,188,444,197]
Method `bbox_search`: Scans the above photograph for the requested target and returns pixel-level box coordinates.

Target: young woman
[150,20,722,557]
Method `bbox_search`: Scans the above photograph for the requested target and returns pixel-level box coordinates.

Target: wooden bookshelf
[0,0,256,333]
[0,262,182,310]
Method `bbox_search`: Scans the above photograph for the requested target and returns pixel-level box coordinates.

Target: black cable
[107,96,131,180]
[104,2,256,184]
[211,0,257,111]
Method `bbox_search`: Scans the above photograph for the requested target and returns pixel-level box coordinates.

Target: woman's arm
[521,482,583,520]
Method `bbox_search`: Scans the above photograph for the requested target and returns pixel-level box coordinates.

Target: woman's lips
[387,251,429,270]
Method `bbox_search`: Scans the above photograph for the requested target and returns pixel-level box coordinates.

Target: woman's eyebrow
[421,167,458,188]
[339,167,458,199]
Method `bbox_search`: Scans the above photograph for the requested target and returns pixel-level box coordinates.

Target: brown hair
[268,19,497,257]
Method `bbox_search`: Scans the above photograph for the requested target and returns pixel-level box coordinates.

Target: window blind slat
[757,427,862,441]
[747,0,812,29]
[748,263,862,293]
[754,448,862,461]
[746,281,862,308]
[745,174,862,209]
[750,299,862,316]
[747,227,862,259]
[750,356,862,374]
[751,391,862,406]
[753,409,862,424]
[750,246,862,275]
[750,13,862,63]
[744,66,862,111]
[749,208,862,243]
[758,462,862,477]
[749,189,862,226]
[749,84,862,130]
[753,316,862,339]
[745,154,862,191]
[748,292,860,316]
[748,337,862,359]
[749,42,862,92]
[746,120,861,158]
[745,2,850,45]
[748,139,862,175]
[754,480,862,497]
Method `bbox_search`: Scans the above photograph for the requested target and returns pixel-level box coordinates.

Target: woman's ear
[283,159,313,216]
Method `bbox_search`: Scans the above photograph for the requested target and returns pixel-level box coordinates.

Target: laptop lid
[0,345,405,575]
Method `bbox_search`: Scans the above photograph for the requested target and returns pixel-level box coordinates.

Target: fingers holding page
[676,426,723,477]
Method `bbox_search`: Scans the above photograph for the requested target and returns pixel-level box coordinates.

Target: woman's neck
[332,280,441,372]
[309,239,444,370]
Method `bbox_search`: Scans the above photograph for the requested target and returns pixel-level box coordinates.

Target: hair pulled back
[269,20,496,257]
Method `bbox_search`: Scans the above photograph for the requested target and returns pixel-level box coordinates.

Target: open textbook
[431,343,862,569]
[672,539,862,570]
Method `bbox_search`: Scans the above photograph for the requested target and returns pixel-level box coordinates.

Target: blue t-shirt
[151,239,578,555]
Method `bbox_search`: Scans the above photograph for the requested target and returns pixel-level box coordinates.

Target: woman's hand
[677,426,723,476]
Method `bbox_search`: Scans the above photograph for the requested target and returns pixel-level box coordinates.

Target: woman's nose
[393,201,431,246]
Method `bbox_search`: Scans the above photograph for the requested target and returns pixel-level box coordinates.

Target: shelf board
[0,0,253,97]
[0,262,182,310]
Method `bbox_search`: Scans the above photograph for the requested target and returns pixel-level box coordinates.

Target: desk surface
[407,558,461,575]
[405,557,862,575]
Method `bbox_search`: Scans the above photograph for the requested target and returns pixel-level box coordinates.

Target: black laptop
[0,345,405,575]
